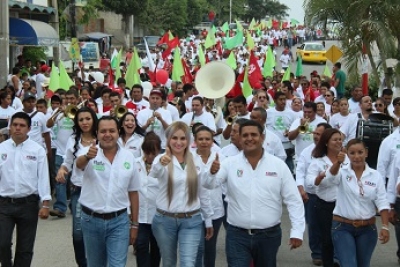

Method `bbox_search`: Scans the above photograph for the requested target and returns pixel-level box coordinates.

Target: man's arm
[43,132,52,158]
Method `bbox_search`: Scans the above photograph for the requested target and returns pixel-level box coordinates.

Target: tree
[244,0,289,22]
[206,0,246,24]
[186,0,208,30]
[102,0,147,48]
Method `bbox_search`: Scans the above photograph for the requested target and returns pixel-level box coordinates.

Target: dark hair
[282,81,293,93]
[118,112,145,137]
[252,107,267,121]
[0,91,9,105]
[233,95,247,105]
[182,83,194,94]
[191,122,204,135]
[5,85,16,100]
[11,112,31,127]
[72,107,98,160]
[80,87,91,96]
[346,138,366,150]
[36,98,47,106]
[235,118,249,126]
[131,84,143,93]
[66,89,79,98]
[192,96,203,105]
[101,88,112,97]
[274,91,286,100]
[375,97,389,115]
[239,119,263,135]
[320,81,330,89]
[55,88,67,96]
[194,125,213,138]
[316,122,332,130]
[117,78,126,85]
[334,62,342,68]
[303,102,317,112]
[12,67,20,75]
[141,132,161,155]
[97,116,119,131]
[109,91,120,98]
[393,97,400,106]
[382,88,393,97]
[312,128,341,158]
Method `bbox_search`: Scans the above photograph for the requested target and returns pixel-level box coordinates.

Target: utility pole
[70,0,76,70]
[0,1,9,85]
[50,0,60,66]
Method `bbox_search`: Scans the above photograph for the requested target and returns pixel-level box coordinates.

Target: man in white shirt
[288,102,326,159]
[76,116,140,267]
[137,89,172,150]
[180,96,216,136]
[46,89,78,218]
[250,107,286,161]
[126,84,150,115]
[0,112,51,267]
[216,120,305,266]
[296,123,332,266]
[348,86,363,114]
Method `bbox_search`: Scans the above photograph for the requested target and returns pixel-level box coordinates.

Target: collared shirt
[117,133,144,158]
[136,107,172,149]
[13,110,50,149]
[149,152,215,221]
[0,138,51,202]
[78,145,140,213]
[326,164,389,220]
[296,143,316,194]
[135,157,159,224]
[62,136,90,187]
[387,147,400,203]
[180,111,217,132]
[220,144,240,158]
[263,129,287,161]
[52,113,74,157]
[377,129,400,182]
[216,151,305,239]
[306,156,349,202]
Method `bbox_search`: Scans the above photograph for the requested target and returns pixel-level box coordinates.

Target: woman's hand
[379,228,390,244]
[205,227,214,241]
[55,168,68,183]
[160,147,172,166]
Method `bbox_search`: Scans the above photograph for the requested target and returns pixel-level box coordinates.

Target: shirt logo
[128,146,137,150]
[346,175,352,181]
[1,154,6,160]
[26,155,37,161]
[237,169,243,177]
[266,172,277,177]
[196,166,200,172]
[124,162,131,170]
[397,144,400,149]
[364,181,376,187]
[93,160,105,171]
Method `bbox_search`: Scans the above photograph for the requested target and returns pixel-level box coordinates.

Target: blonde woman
[150,121,220,267]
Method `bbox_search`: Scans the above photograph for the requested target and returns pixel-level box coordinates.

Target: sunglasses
[324,95,332,97]
[375,103,383,107]
[258,96,267,99]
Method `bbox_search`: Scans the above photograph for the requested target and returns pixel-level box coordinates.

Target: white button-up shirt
[325,164,389,220]
[377,129,400,182]
[306,156,349,202]
[296,143,316,194]
[149,153,214,227]
[62,136,90,187]
[220,144,240,157]
[0,138,51,202]
[216,151,305,239]
[263,129,287,161]
[117,133,144,158]
[135,157,158,224]
[78,145,141,213]
[387,149,400,204]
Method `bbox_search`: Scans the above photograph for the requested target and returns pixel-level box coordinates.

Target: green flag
[125,48,141,88]
[246,32,255,50]
[223,30,244,50]
[212,25,217,34]
[324,63,332,77]
[58,61,74,90]
[172,49,184,82]
[262,46,275,77]
[267,18,272,28]
[249,18,256,30]
[114,48,123,83]
[222,22,229,33]
[236,20,244,31]
[205,30,216,49]
[198,45,206,67]
[226,52,237,69]
[290,18,300,26]
[282,65,291,81]
[48,62,59,92]
[242,65,252,98]
[295,56,303,77]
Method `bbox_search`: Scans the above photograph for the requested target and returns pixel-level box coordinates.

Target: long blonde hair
[165,121,198,206]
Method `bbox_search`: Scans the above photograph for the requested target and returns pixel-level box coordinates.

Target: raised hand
[210,153,220,174]
[160,147,172,166]
[86,140,98,160]
[337,151,346,164]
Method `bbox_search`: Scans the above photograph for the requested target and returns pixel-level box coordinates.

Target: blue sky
[279,0,305,24]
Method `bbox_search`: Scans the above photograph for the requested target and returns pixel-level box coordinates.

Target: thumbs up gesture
[210,153,220,174]
[337,151,346,164]
[160,147,172,166]
[86,140,98,160]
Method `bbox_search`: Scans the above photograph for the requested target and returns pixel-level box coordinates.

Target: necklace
[143,158,152,174]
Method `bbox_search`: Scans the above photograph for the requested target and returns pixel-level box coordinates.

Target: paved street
[28,207,399,266]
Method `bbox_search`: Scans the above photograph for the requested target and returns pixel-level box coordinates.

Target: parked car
[135,36,161,52]
[296,42,327,64]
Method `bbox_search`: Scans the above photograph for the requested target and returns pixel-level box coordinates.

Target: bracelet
[84,154,90,161]
[382,226,389,231]
[42,206,50,209]
[130,225,139,229]
[130,221,139,226]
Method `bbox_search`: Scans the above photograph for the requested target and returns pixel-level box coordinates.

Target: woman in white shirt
[5,85,23,111]
[135,132,161,267]
[325,139,390,267]
[56,107,98,267]
[306,128,346,267]
[192,126,223,267]
[118,112,145,158]
[150,121,219,267]
[0,92,15,126]
[329,98,350,130]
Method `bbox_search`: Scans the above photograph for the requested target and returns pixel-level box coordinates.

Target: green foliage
[162,0,188,37]
[206,0,246,24]
[186,0,208,29]
[102,0,144,16]
[244,0,289,21]
[22,47,46,64]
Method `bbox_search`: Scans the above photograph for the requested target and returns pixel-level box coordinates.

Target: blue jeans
[285,156,295,175]
[305,193,322,260]
[393,197,400,258]
[53,155,67,213]
[70,187,87,267]
[152,212,203,267]
[331,221,377,267]
[81,210,130,267]
[195,217,223,267]
[226,224,282,267]
[135,223,161,267]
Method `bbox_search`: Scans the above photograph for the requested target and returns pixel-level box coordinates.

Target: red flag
[181,58,193,84]
[247,51,263,89]
[157,32,169,45]
[108,65,114,89]
[163,58,172,74]
[226,71,245,98]
[216,41,223,57]
[162,37,180,59]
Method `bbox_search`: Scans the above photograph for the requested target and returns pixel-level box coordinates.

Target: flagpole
[229,0,232,24]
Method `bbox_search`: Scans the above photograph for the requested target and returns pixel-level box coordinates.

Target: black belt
[81,205,127,220]
[156,208,200,218]
[231,223,281,235]
[0,194,39,204]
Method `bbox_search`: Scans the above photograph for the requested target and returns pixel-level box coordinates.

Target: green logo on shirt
[124,162,131,170]
[93,161,105,171]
